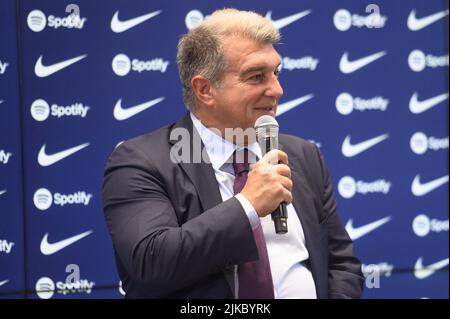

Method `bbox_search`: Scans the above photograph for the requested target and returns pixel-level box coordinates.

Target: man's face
[205,37,283,133]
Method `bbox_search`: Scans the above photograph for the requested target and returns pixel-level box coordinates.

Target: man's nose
[266,76,284,100]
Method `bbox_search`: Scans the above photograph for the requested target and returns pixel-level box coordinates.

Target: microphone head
[254,115,279,140]
[254,115,278,129]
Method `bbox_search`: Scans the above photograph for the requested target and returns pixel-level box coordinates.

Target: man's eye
[274,66,282,76]
[249,74,263,81]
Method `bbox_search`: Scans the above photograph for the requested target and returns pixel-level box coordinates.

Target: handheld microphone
[254,115,288,234]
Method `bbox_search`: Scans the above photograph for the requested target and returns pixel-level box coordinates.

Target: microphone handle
[272,202,288,234]
[264,136,288,234]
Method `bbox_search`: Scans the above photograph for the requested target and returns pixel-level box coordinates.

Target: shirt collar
[190,112,262,170]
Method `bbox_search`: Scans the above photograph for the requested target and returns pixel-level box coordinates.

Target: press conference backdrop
[0,0,448,299]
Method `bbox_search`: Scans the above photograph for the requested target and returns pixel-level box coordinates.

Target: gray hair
[176,8,281,111]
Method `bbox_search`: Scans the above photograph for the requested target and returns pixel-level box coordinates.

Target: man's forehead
[223,37,281,71]
[238,52,282,74]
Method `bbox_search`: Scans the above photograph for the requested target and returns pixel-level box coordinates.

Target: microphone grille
[254,115,278,129]
[254,115,279,140]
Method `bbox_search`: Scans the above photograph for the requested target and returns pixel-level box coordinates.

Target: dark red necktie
[232,149,274,299]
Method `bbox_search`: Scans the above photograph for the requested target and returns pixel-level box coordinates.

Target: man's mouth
[254,107,276,114]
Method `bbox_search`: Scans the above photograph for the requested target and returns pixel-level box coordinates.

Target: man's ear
[191,75,215,107]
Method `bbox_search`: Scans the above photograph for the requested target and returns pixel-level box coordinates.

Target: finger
[282,188,293,204]
[261,150,288,165]
[275,164,291,179]
[279,175,293,192]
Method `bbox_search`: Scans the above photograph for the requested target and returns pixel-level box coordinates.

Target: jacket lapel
[168,112,235,295]
[168,112,223,211]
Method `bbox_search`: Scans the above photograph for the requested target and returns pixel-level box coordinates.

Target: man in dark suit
[103,8,363,299]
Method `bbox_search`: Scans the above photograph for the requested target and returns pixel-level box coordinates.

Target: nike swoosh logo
[276,94,314,117]
[407,9,449,31]
[111,10,161,33]
[0,189,6,197]
[345,216,391,240]
[339,51,387,74]
[265,10,311,30]
[409,92,449,114]
[38,142,90,167]
[341,133,389,157]
[113,97,164,121]
[40,230,93,255]
[411,174,449,196]
[414,257,449,279]
[34,54,87,77]
[0,279,9,287]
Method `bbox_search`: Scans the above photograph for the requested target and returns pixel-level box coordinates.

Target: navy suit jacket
[102,112,364,298]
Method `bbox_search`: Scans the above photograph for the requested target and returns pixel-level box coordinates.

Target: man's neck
[191,111,256,146]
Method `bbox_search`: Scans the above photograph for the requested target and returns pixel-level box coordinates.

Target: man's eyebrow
[240,62,282,77]
[240,65,266,77]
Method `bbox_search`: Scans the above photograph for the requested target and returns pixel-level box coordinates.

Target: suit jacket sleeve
[102,141,258,297]
[314,145,364,298]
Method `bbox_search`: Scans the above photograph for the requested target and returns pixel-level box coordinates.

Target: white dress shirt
[190,113,317,299]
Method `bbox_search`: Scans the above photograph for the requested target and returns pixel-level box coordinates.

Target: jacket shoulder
[104,123,174,175]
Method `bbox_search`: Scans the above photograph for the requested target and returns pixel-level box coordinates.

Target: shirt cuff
[235,193,260,230]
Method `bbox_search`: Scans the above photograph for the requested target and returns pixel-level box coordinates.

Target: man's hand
[240,150,292,217]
